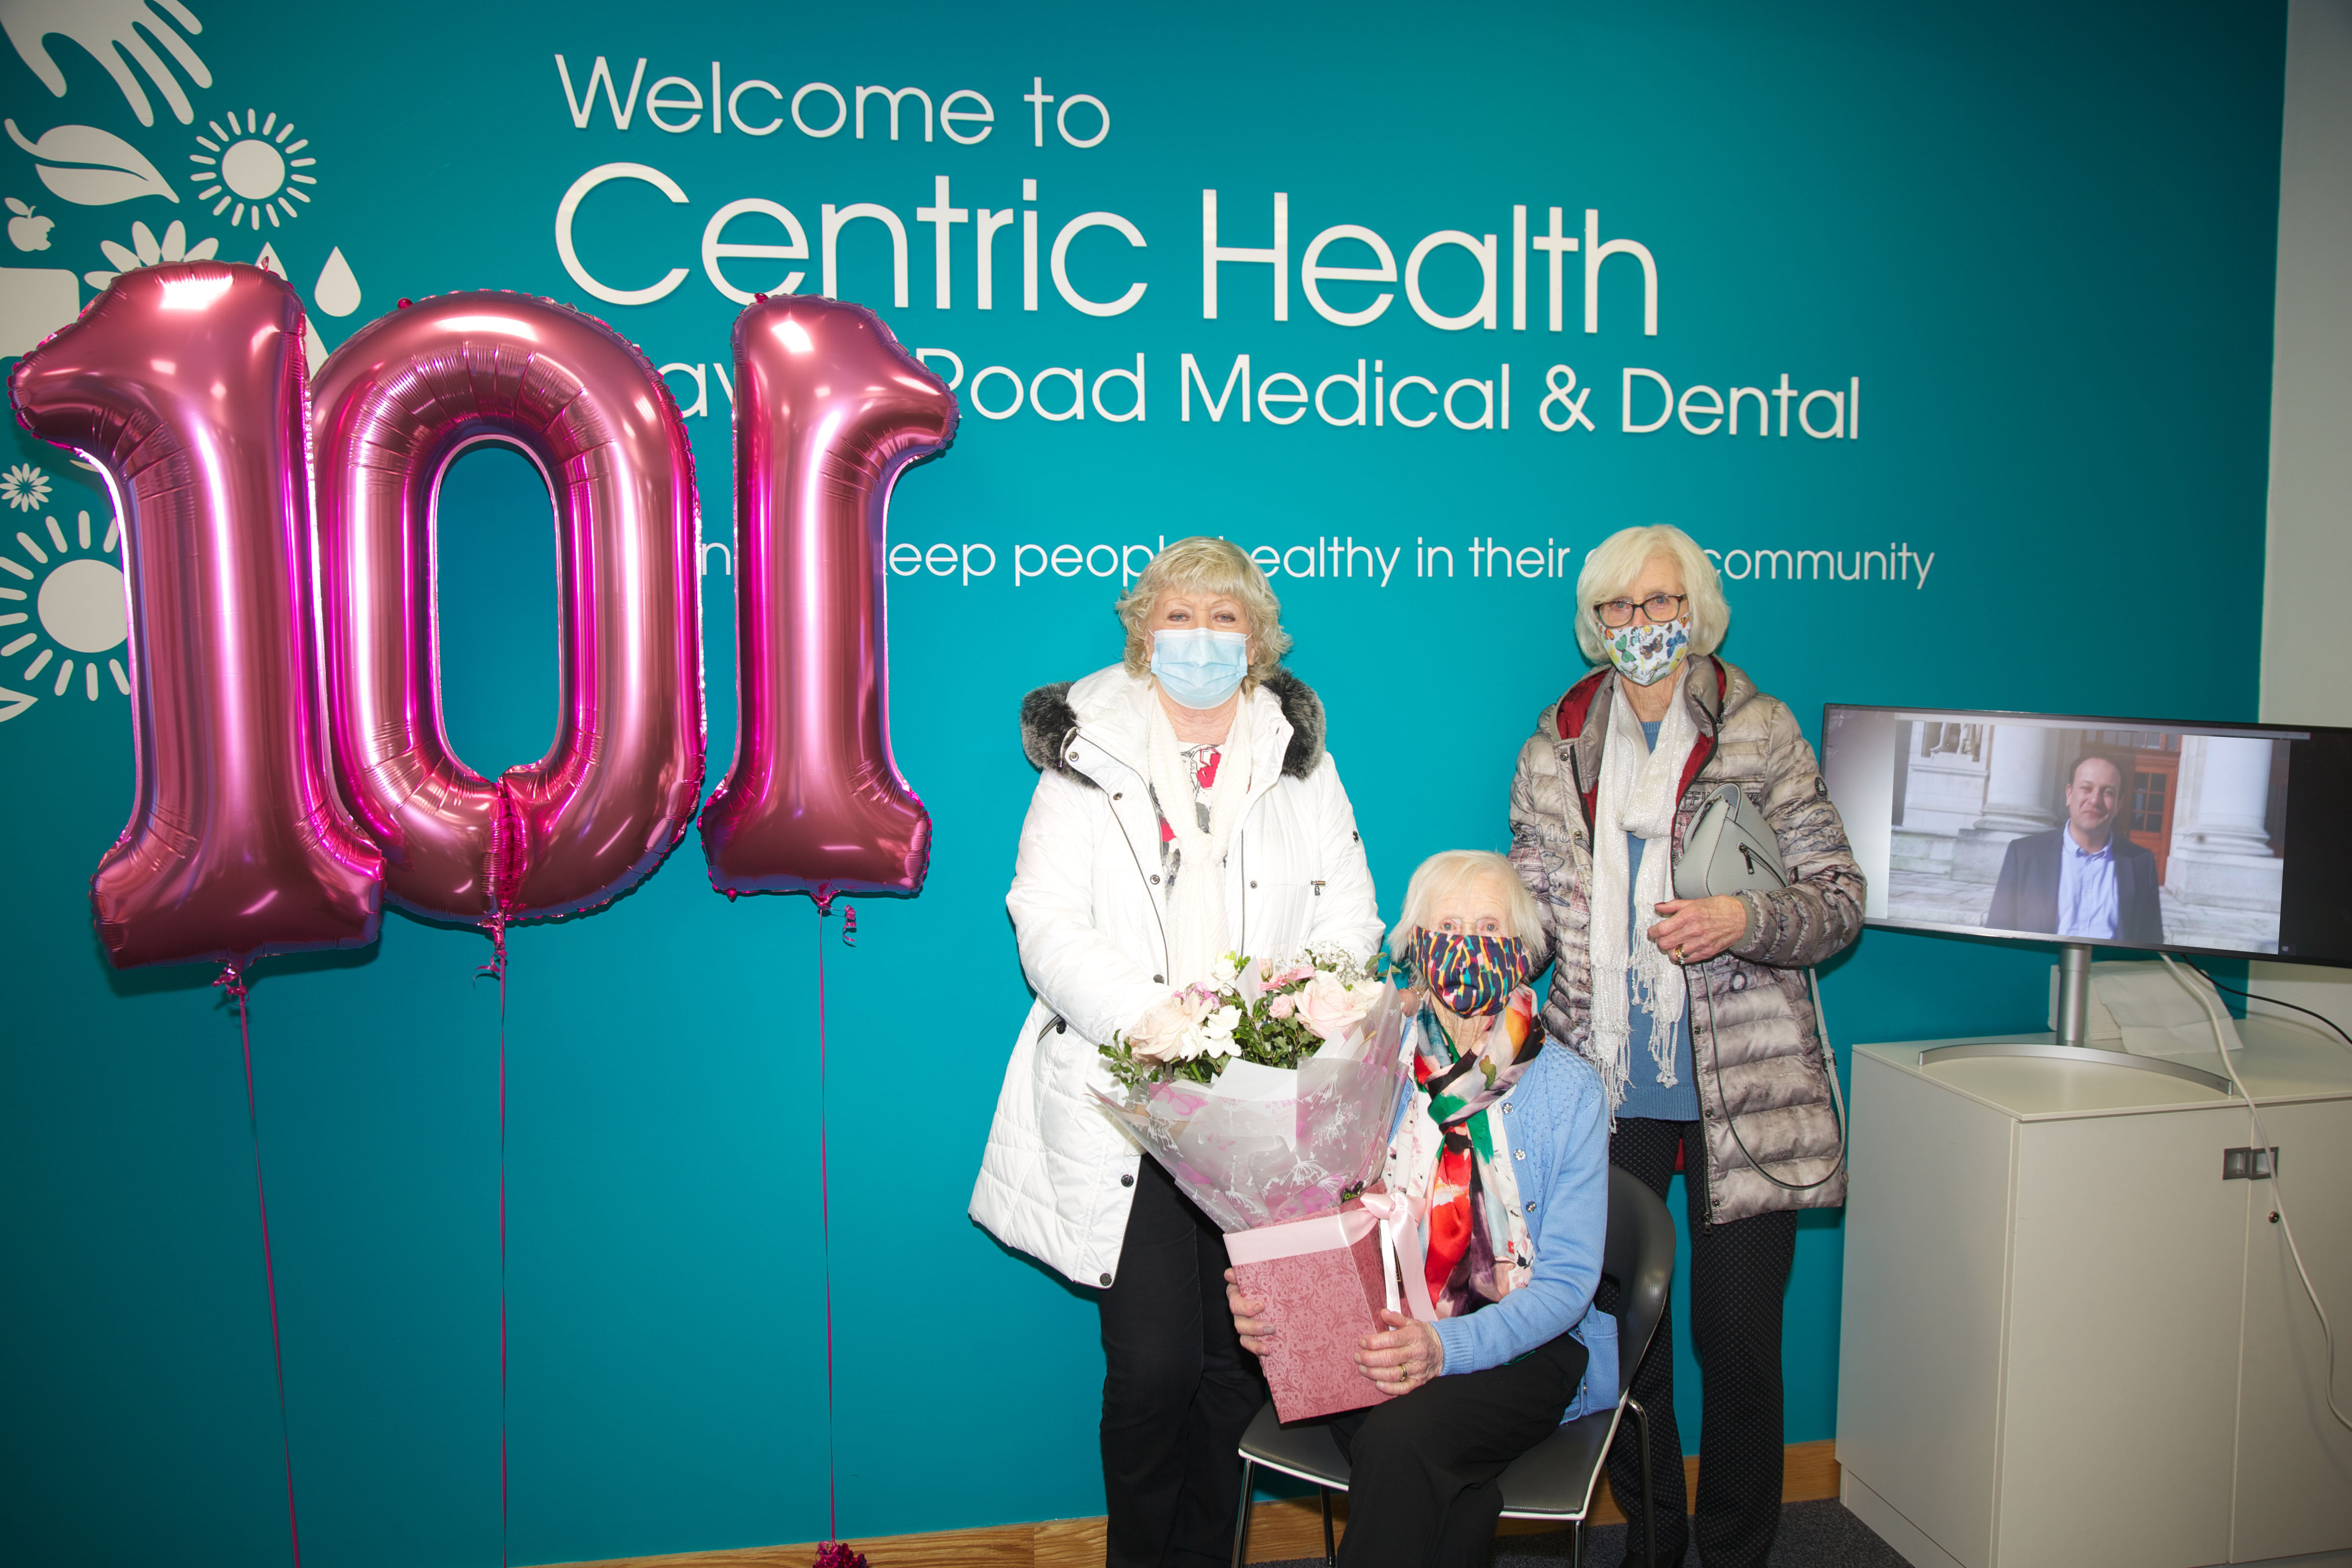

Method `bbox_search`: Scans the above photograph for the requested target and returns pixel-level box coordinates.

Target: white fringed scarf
[1145,686,1254,989]
[1587,669,1699,1109]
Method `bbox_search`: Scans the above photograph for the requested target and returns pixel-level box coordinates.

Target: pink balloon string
[475,907,511,1568]
[811,901,864,1568]
[216,962,303,1568]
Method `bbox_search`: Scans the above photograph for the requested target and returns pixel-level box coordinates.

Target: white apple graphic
[6,198,53,252]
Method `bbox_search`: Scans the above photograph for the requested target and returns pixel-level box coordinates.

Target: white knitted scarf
[1145,686,1254,989]
[1587,669,1698,1110]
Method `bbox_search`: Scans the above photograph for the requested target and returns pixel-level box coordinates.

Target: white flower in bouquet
[1200,1004,1244,1057]
[1296,969,1378,1041]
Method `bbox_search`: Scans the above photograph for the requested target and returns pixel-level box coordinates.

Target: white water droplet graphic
[314,246,359,317]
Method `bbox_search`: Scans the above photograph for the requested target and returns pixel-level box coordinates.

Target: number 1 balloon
[700,295,958,902]
[8,264,384,968]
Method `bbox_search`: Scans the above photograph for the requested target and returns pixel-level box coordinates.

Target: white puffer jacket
[970,665,1382,1288]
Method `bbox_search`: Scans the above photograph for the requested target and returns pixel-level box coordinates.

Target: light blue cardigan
[1419,1040,1619,1422]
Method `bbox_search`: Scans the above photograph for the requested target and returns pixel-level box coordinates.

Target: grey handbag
[1673,783,1786,899]
[1671,779,1851,1189]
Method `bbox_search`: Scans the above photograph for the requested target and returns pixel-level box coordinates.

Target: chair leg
[1627,1396,1658,1568]
[1320,1485,1335,1567]
[1231,1459,1255,1568]
[1570,1519,1584,1568]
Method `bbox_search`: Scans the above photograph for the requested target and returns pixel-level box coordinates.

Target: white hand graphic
[1,0,212,127]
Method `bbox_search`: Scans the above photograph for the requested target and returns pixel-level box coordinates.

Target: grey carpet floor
[1256,1497,1912,1567]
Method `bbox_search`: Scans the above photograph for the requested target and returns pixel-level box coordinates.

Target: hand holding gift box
[1222,1188,1444,1421]
[1094,952,1427,1417]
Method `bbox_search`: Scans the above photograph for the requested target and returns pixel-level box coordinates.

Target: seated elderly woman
[1226,849,1616,1568]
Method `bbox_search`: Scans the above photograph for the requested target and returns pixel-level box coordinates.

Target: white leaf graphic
[4,121,177,206]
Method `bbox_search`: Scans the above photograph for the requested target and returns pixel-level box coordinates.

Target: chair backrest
[1600,1164,1677,1390]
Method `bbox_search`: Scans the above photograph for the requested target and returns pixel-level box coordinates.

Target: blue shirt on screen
[1617,720,1700,1122]
[2057,825,2121,939]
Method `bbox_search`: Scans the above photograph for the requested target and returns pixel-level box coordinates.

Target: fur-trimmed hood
[1020,666,1327,781]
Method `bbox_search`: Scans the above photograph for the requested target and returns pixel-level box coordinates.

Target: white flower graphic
[84,218,219,291]
[1,464,51,513]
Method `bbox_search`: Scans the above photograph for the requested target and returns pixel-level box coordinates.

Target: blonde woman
[1225,850,1616,1568]
[1509,523,1863,1568]
[972,537,1381,1568]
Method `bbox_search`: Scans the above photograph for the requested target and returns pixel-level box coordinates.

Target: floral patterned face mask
[1411,930,1535,1018]
[1602,614,1690,686]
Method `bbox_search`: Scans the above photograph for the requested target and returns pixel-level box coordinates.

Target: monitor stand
[1915,944,2235,1096]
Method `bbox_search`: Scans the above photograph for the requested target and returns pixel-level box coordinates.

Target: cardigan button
[1100,1273,1113,1286]
[1150,874,1161,884]
[1526,1201,1538,1213]
[1153,974,1164,983]
[1515,1148,1525,1160]
[1121,1174,1135,1187]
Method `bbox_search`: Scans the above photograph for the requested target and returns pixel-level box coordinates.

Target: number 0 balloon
[311,291,705,926]
[700,295,958,901]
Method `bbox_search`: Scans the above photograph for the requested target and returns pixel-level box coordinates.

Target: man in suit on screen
[1986,753,2166,945]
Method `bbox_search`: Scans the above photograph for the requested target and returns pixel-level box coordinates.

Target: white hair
[1387,850,1548,962]
[1573,524,1730,664]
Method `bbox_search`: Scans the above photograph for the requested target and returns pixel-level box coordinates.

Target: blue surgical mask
[1151,628,1250,710]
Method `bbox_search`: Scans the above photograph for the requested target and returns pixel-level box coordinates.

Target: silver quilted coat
[1508,656,1863,1225]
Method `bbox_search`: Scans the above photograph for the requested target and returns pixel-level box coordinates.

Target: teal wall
[0,3,2284,1563]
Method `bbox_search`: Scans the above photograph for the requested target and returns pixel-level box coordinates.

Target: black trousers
[1324,1329,1591,1568]
[1604,1118,1797,1568]
[1097,1155,1268,1568]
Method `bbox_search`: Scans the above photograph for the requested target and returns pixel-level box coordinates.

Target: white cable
[2160,953,2352,1435]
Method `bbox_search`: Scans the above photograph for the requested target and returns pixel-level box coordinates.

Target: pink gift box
[1226,1203,1397,1422]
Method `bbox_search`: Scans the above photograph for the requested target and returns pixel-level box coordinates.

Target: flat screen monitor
[1820,706,2352,966]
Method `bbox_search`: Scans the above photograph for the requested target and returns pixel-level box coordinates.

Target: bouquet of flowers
[1092,948,1414,1233]
[1097,945,1386,1094]
[1094,950,1424,1420]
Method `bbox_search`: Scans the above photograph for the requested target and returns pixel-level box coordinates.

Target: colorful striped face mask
[1410,930,1536,1018]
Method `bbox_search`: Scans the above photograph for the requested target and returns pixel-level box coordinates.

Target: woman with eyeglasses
[1506,524,1864,1568]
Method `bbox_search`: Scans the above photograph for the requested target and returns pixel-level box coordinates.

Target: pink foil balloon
[701,295,957,901]
[8,263,384,968]
[312,292,704,923]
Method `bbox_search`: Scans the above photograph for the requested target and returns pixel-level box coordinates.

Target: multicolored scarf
[1388,989,1541,1317]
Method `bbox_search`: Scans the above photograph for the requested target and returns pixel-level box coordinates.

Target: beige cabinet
[1835,1014,2352,1568]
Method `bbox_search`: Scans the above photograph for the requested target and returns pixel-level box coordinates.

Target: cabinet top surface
[1855,1014,2352,1119]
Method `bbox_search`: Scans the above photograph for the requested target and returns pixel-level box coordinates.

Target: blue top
[1428,1042,1620,1421]
[2057,824,2121,939]
[1617,720,1700,1122]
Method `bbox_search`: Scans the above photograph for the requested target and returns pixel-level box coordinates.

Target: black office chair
[1227,1164,1677,1568]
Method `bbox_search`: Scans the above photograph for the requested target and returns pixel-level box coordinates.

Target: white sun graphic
[0,508,128,721]
[190,109,320,230]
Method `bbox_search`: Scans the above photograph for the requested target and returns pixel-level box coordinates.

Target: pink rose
[1268,964,1316,988]
[1297,971,1376,1041]
[1268,995,1296,1019]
